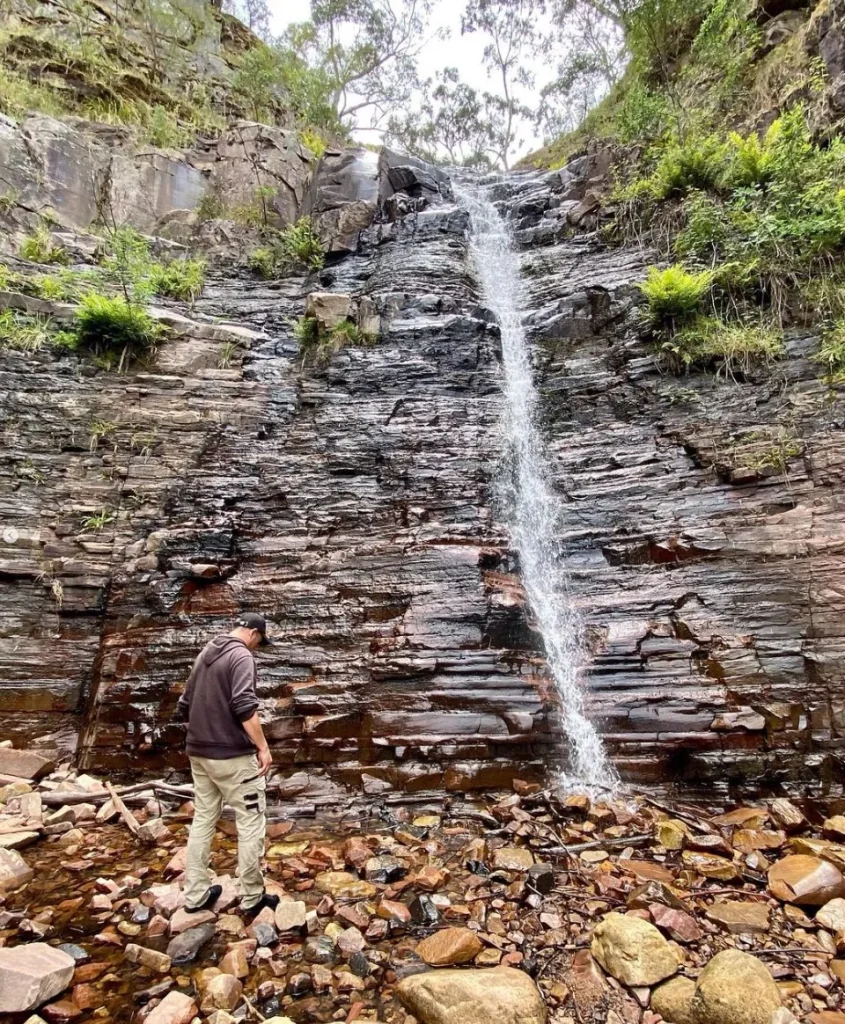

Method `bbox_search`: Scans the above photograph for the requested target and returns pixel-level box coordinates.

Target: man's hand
[257,745,273,777]
[242,713,272,776]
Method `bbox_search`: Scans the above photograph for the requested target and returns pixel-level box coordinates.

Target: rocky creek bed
[3,750,845,1024]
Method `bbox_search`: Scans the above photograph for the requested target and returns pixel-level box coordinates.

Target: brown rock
[706,901,770,934]
[0,749,55,780]
[652,976,696,1024]
[377,899,411,925]
[123,944,171,973]
[219,946,249,979]
[824,817,845,841]
[416,927,484,966]
[491,847,534,871]
[657,820,689,850]
[690,949,781,1024]
[682,851,740,881]
[314,871,377,900]
[202,974,243,1012]
[809,1014,845,1024]
[768,855,845,906]
[732,830,786,854]
[591,912,678,987]
[711,807,768,829]
[342,837,373,871]
[769,799,806,833]
[624,861,676,884]
[397,966,546,1024]
[817,898,845,932]
[144,991,198,1024]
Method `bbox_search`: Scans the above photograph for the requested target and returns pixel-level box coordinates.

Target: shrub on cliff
[663,316,784,374]
[248,218,325,279]
[68,293,162,370]
[640,264,712,327]
[19,226,69,266]
[148,257,206,302]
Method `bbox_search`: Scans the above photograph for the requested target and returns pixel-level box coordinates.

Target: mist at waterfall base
[456,182,619,796]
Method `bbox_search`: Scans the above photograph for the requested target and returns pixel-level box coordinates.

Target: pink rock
[144,991,197,1024]
[164,847,187,877]
[169,907,216,934]
[0,943,75,1013]
[650,903,703,943]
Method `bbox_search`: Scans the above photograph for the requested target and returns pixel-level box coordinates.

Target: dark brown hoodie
[177,636,259,759]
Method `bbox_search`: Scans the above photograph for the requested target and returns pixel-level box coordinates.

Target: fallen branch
[41,781,193,807]
[106,782,142,837]
[545,833,653,855]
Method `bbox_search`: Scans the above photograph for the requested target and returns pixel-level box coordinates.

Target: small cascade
[456,180,618,794]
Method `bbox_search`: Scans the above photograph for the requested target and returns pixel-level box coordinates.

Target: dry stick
[545,833,653,855]
[105,781,142,836]
[635,792,716,834]
[241,994,266,1021]
[40,781,194,807]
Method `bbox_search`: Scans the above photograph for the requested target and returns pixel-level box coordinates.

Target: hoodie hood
[201,635,249,666]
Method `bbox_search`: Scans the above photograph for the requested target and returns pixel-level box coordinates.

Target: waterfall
[457,182,618,794]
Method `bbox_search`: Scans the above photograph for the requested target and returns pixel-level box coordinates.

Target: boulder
[768,855,845,905]
[591,912,679,987]
[0,748,55,780]
[396,966,546,1024]
[652,976,696,1024]
[304,293,353,332]
[0,943,75,1013]
[769,800,806,833]
[416,927,484,966]
[706,901,770,934]
[824,817,845,841]
[144,990,198,1024]
[0,848,34,892]
[690,950,781,1024]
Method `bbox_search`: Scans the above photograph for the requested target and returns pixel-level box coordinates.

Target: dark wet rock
[165,923,215,964]
[250,922,278,948]
[364,855,407,884]
[348,951,371,977]
[410,894,441,926]
[527,863,555,895]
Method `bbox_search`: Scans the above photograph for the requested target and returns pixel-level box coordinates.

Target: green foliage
[81,508,116,531]
[88,419,119,452]
[248,219,325,278]
[103,228,155,303]
[232,45,287,123]
[625,0,709,81]
[0,189,19,213]
[650,133,725,199]
[218,341,238,369]
[144,105,193,148]
[815,322,845,383]
[28,268,100,302]
[665,316,784,373]
[298,127,327,158]
[640,264,712,326]
[148,258,206,302]
[0,309,51,352]
[248,247,276,278]
[279,219,324,272]
[69,293,162,370]
[293,315,320,346]
[20,226,70,266]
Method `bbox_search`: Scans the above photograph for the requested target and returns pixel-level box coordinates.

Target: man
[177,613,278,917]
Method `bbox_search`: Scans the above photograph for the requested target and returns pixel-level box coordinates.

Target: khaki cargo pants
[184,752,267,911]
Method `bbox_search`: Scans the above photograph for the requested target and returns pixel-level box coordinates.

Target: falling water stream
[457,181,618,794]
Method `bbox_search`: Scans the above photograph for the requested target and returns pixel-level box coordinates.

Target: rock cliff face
[1,126,844,800]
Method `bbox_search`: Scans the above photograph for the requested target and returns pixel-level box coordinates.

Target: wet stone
[56,945,88,964]
[166,923,216,964]
[364,855,407,884]
[348,951,371,977]
[410,894,441,925]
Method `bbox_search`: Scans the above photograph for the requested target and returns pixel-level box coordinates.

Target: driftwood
[41,780,194,807]
[545,833,653,855]
[106,782,142,836]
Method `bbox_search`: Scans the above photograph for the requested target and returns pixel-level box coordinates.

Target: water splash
[456,181,618,795]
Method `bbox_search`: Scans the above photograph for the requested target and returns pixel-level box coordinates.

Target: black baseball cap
[238,612,272,646]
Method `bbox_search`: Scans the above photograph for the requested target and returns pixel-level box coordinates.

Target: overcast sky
[271,0,546,158]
